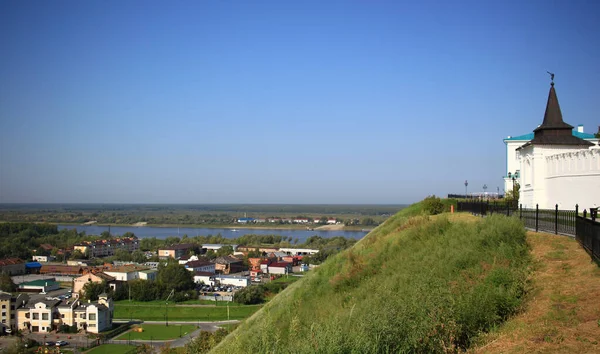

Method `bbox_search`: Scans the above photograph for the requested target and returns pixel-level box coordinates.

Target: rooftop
[106,265,149,273]
[160,243,195,251]
[504,130,597,142]
[0,258,25,266]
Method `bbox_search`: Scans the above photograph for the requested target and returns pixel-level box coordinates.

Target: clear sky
[1,0,599,204]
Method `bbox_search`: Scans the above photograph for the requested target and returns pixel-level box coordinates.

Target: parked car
[56,341,69,347]
[44,341,55,346]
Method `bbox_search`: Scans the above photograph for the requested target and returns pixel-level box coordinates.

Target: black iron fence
[456,202,600,263]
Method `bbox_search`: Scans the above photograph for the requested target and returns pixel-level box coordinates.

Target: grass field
[116,324,196,340]
[86,344,135,354]
[114,299,250,307]
[470,230,600,353]
[114,303,261,321]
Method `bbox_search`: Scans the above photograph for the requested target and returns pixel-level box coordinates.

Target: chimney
[577,124,584,133]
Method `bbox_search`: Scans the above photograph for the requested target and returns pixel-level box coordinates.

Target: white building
[104,265,150,282]
[193,273,250,287]
[184,260,215,273]
[508,80,600,210]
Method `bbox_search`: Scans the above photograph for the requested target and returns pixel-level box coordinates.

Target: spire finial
[547,71,555,86]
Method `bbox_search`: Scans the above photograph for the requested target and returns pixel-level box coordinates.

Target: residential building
[104,265,150,282]
[18,294,113,334]
[293,218,309,224]
[279,247,320,256]
[202,244,238,252]
[509,80,600,209]
[74,237,139,258]
[138,269,158,281]
[184,260,215,273]
[158,244,195,259]
[212,256,245,274]
[327,218,337,224]
[236,217,255,223]
[0,292,29,334]
[32,255,55,263]
[267,262,292,275]
[0,258,26,276]
[193,272,214,285]
[73,273,117,295]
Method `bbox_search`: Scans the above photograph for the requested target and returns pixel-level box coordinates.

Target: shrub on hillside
[233,285,265,305]
[423,195,445,215]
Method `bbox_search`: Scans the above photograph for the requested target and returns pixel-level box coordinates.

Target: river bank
[50,222,371,231]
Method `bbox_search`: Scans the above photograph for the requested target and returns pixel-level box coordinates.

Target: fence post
[555,204,558,235]
[575,204,579,235]
[583,209,587,218]
[535,204,539,232]
[520,204,522,220]
[506,201,510,217]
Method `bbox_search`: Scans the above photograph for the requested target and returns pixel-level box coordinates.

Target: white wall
[545,147,600,210]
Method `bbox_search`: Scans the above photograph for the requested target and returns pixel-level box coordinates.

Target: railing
[456,202,600,263]
[456,201,576,236]
[575,209,600,264]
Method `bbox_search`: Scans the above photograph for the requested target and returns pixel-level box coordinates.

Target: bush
[233,286,265,305]
[422,195,445,215]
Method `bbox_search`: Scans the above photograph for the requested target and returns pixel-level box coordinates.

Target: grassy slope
[471,231,600,353]
[211,204,531,353]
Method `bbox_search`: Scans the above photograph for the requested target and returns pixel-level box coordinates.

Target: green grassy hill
[211,203,531,353]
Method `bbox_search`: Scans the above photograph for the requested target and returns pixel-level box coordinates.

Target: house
[0,292,29,334]
[178,254,195,265]
[18,279,60,293]
[32,255,55,263]
[293,218,309,224]
[327,218,337,224]
[158,244,195,259]
[104,265,150,282]
[138,269,158,281]
[74,237,139,258]
[202,244,238,252]
[212,256,245,275]
[18,294,113,334]
[267,262,292,275]
[509,79,600,209]
[279,247,320,256]
[73,273,117,295]
[0,258,26,276]
[184,260,215,274]
[267,251,288,260]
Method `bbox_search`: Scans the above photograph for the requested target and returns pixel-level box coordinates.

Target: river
[57,224,369,243]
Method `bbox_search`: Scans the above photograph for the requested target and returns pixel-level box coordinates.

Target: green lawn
[86,344,135,354]
[114,299,245,306]
[114,303,260,321]
[116,324,196,340]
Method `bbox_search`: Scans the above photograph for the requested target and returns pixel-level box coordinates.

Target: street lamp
[507,171,519,193]
[464,180,468,198]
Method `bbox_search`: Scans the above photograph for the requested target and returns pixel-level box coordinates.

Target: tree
[131,250,147,264]
[0,272,17,293]
[216,245,234,257]
[113,249,132,262]
[361,217,376,226]
[69,250,86,260]
[422,195,445,215]
[233,285,265,304]
[81,281,109,301]
[157,262,194,292]
[505,182,521,202]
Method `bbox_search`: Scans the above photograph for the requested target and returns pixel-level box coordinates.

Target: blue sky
[1,0,599,204]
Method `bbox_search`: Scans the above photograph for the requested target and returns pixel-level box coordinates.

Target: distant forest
[0,204,406,226]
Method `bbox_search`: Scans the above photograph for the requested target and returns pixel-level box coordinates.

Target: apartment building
[74,237,139,258]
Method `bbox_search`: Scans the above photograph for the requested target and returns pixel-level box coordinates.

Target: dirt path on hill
[471,231,600,353]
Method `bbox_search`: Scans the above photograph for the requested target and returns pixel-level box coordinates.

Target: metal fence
[457,202,600,263]
[576,214,600,264]
[456,201,578,236]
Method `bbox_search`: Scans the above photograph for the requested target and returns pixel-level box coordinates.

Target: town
[0,223,354,352]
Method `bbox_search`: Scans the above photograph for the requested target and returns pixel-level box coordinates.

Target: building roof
[185,260,214,268]
[40,265,84,274]
[520,82,594,149]
[25,262,43,268]
[0,258,25,266]
[39,244,55,251]
[504,130,597,142]
[105,265,149,273]
[160,243,195,251]
[269,262,291,268]
[0,291,12,300]
[194,271,214,276]
[212,256,242,264]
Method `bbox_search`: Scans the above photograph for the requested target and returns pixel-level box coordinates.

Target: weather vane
[547,71,555,85]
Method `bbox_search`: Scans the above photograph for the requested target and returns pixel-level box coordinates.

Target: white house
[104,265,149,282]
[509,80,600,210]
[267,262,292,275]
[184,260,216,273]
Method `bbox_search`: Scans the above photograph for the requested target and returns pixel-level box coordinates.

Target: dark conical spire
[521,76,593,148]
[533,82,573,132]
